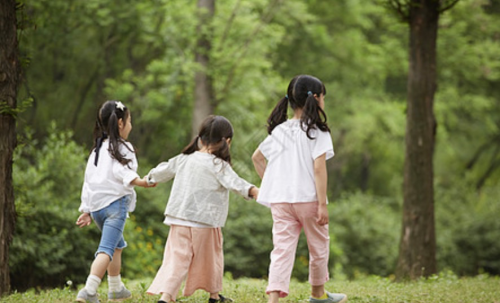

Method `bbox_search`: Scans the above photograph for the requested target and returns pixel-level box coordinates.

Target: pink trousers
[267,202,330,298]
[147,225,224,301]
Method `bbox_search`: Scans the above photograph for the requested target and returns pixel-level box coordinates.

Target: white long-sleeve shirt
[79,140,140,213]
[146,151,254,227]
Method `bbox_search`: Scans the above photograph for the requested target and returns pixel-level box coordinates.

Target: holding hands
[249,186,259,200]
[132,176,157,188]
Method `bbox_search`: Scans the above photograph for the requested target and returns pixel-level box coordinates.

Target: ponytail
[183,115,233,165]
[266,96,289,134]
[92,100,133,167]
[302,93,329,139]
[269,75,330,139]
[182,136,201,155]
[107,111,132,166]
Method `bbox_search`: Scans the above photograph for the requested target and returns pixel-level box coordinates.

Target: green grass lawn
[2,273,500,303]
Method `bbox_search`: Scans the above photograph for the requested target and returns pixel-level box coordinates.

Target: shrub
[330,192,400,278]
[10,124,94,290]
[436,184,500,276]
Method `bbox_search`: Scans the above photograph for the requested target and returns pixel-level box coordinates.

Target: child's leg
[295,203,330,297]
[107,248,127,294]
[183,227,224,298]
[268,291,280,303]
[108,248,122,276]
[147,225,194,301]
[77,197,130,302]
[267,203,302,300]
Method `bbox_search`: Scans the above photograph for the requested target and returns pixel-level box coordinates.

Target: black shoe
[208,294,234,303]
[158,301,168,303]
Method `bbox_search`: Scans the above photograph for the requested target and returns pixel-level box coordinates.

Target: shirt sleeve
[311,129,334,160]
[146,154,181,184]
[79,182,91,213]
[214,163,254,199]
[259,134,282,160]
[113,161,140,188]
[111,142,141,187]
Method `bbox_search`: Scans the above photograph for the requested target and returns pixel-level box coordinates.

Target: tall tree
[386,0,459,280]
[192,0,215,135]
[0,0,20,296]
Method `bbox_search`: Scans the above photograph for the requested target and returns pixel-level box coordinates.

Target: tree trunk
[395,0,439,280]
[192,0,215,136]
[0,0,20,296]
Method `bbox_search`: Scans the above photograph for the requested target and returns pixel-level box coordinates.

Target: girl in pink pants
[252,75,347,303]
[145,116,259,303]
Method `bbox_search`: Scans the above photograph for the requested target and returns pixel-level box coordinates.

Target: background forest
[9,0,500,291]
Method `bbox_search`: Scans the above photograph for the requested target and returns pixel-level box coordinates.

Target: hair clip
[115,101,126,111]
[307,91,313,96]
[285,94,288,99]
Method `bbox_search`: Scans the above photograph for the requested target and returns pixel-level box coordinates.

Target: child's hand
[316,204,329,226]
[132,176,157,188]
[76,213,92,228]
[249,186,259,200]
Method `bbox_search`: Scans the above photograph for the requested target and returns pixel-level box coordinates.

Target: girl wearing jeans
[75,101,152,303]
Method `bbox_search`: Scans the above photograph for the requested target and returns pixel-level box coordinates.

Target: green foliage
[10,124,95,290]
[330,193,400,278]
[9,0,500,291]
[224,198,274,279]
[435,184,500,276]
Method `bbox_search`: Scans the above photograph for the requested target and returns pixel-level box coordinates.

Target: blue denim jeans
[91,196,130,260]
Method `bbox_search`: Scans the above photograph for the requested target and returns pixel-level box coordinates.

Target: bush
[330,192,400,278]
[223,197,274,279]
[436,184,500,276]
[10,124,95,290]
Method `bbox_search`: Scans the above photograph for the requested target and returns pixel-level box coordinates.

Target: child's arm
[252,148,267,179]
[145,161,176,185]
[314,153,329,226]
[130,176,156,188]
[215,164,255,200]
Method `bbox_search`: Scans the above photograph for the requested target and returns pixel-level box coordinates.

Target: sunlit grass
[2,273,500,302]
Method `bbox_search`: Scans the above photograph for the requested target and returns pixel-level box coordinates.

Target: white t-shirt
[79,140,140,213]
[257,119,334,206]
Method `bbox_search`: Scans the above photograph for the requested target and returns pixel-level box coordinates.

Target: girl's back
[257,119,333,204]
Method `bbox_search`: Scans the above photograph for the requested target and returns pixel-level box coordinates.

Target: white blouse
[147,152,254,227]
[79,140,139,213]
[257,119,334,205]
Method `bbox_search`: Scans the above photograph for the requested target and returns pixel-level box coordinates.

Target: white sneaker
[309,291,347,303]
[108,285,132,302]
[76,288,100,303]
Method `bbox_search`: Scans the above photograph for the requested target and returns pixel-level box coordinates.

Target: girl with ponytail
[76,100,153,303]
[145,115,259,303]
[253,75,347,303]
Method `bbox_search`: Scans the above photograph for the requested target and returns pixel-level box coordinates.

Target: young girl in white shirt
[252,75,347,303]
[146,115,259,303]
[75,100,152,303]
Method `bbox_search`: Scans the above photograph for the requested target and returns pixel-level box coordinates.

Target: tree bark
[0,0,20,296]
[395,0,439,280]
[192,0,215,136]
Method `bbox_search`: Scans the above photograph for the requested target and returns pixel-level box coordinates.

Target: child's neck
[292,108,303,120]
[198,145,211,153]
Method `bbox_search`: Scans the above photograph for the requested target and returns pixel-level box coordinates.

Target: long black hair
[92,100,134,166]
[182,115,234,165]
[267,75,330,139]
